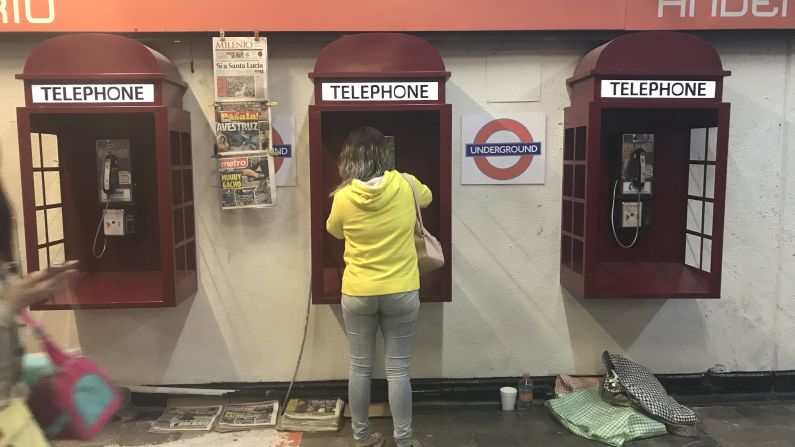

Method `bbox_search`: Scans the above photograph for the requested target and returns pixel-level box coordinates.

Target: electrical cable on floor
[282,283,312,412]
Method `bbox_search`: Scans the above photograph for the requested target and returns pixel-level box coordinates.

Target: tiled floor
[53,395,795,446]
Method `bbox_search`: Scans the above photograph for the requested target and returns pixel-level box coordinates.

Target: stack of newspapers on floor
[149,400,279,433]
[276,398,344,432]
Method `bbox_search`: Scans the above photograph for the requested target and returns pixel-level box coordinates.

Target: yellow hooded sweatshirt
[326,170,432,297]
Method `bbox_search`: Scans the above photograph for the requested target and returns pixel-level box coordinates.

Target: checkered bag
[601,351,697,426]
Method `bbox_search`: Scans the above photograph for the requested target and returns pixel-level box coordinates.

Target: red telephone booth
[16,34,197,309]
[560,32,731,299]
[308,33,452,304]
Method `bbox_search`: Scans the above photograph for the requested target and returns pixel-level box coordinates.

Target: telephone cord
[611,179,642,249]
[91,201,110,259]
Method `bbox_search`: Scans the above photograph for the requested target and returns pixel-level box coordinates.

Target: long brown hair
[331,127,394,195]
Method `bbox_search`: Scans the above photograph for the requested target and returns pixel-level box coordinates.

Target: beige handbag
[401,174,444,274]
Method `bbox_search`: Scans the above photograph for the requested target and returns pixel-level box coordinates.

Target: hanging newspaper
[214,101,270,155]
[219,152,276,209]
[213,36,268,102]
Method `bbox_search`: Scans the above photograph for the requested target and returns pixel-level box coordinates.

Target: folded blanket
[554,374,602,397]
[546,386,667,447]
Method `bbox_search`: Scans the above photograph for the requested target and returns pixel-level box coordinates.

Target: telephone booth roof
[569,31,730,85]
[310,33,450,79]
[17,33,186,88]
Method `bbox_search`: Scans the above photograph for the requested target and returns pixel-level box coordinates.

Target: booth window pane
[181,132,192,165]
[563,165,573,197]
[574,126,587,160]
[173,209,185,243]
[702,239,712,273]
[685,233,701,269]
[49,243,65,265]
[175,246,187,271]
[185,205,195,239]
[170,131,181,166]
[31,133,42,167]
[573,202,585,237]
[183,170,193,202]
[38,248,47,269]
[562,200,573,233]
[707,127,718,162]
[704,202,714,237]
[34,172,45,207]
[561,235,572,267]
[690,128,706,161]
[574,165,586,199]
[186,241,196,270]
[564,128,574,161]
[572,240,584,274]
[46,208,64,242]
[40,133,59,168]
[687,199,703,233]
[43,171,61,204]
[688,165,705,197]
[172,171,183,204]
[36,210,47,244]
[705,166,716,199]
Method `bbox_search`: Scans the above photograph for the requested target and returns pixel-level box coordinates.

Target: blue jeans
[342,291,419,447]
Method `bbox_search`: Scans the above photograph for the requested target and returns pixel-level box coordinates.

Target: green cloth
[546,386,667,447]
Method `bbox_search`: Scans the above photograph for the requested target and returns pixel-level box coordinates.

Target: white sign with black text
[31,84,155,104]
[321,82,438,102]
[601,80,716,99]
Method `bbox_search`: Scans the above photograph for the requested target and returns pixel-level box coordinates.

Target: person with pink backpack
[0,183,124,444]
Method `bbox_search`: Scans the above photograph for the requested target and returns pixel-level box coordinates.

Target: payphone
[611,133,654,248]
[16,34,197,309]
[308,33,452,304]
[93,139,136,257]
[560,31,731,299]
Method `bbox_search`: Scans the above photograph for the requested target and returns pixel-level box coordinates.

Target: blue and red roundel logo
[466,118,542,180]
[271,128,291,173]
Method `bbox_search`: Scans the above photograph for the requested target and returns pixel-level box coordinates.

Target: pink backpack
[21,312,122,440]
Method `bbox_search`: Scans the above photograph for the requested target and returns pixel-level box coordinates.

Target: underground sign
[272,115,297,187]
[462,114,546,185]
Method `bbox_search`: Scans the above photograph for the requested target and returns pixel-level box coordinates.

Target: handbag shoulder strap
[400,173,425,229]
[20,311,71,366]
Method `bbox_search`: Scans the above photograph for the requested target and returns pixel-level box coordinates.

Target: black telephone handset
[626,148,647,190]
[102,154,120,197]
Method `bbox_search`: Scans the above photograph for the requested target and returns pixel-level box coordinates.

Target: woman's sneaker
[398,441,422,447]
[355,432,384,447]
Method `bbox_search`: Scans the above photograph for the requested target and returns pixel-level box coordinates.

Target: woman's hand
[4,260,78,314]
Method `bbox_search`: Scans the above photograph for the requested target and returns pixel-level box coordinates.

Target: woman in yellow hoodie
[327,127,431,447]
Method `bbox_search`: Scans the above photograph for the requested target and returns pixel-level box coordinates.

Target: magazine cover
[214,102,270,155]
[219,153,276,209]
[149,406,223,433]
[283,398,342,420]
[217,401,279,432]
[212,37,268,102]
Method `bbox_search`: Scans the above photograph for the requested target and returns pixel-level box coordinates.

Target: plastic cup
[500,386,517,411]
